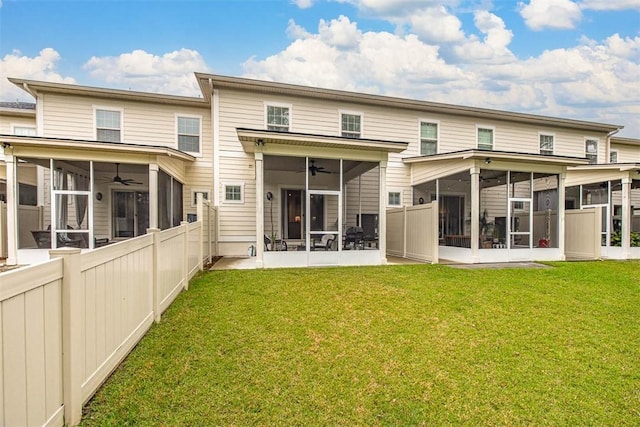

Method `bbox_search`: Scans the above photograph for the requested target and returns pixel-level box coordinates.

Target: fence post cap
[49,247,82,257]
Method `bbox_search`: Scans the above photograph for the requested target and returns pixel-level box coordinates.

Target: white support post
[255,152,264,268]
[196,193,204,271]
[558,172,566,260]
[147,228,162,323]
[431,200,439,264]
[50,247,83,426]
[148,163,159,230]
[378,160,388,264]
[181,221,189,290]
[470,166,480,263]
[621,176,632,259]
[5,150,18,265]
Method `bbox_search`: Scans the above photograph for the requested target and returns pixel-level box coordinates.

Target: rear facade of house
[1,74,638,267]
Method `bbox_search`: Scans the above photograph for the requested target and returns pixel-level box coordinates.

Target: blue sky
[1,0,639,137]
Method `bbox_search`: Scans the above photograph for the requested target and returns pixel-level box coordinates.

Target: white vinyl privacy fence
[386,202,439,263]
[1,220,209,426]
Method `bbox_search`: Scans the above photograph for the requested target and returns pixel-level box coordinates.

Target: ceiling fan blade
[317,170,331,174]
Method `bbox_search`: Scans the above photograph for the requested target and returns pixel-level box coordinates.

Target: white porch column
[255,152,264,268]
[621,176,632,259]
[378,160,388,264]
[5,149,18,265]
[149,163,159,230]
[558,171,566,260]
[470,166,480,263]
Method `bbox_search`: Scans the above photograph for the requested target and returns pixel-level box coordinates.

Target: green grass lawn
[82,261,640,426]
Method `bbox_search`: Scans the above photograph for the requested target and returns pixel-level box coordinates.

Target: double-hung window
[609,150,618,163]
[96,108,121,142]
[539,133,554,155]
[585,139,598,164]
[177,115,201,154]
[477,127,494,150]
[341,112,361,138]
[266,105,290,132]
[420,121,438,155]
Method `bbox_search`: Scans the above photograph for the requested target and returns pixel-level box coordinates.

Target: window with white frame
[341,112,361,138]
[477,127,494,150]
[13,126,36,136]
[609,150,618,163]
[224,183,244,203]
[388,191,402,207]
[420,121,438,155]
[266,105,290,132]
[96,108,121,142]
[191,189,209,207]
[539,133,554,155]
[177,115,201,154]
[585,139,598,164]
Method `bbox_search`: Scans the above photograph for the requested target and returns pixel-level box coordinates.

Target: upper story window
[341,112,361,138]
[420,121,438,155]
[539,133,554,155]
[477,127,494,150]
[96,108,121,142]
[266,104,290,132]
[13,126,36,136]
[609,150,618,163]
[585,139,598,164]
[177,115,201,154]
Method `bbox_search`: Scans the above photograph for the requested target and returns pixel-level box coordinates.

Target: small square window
[477,128,493,150]
[224,184,243,203]
[192,190,209,207]
[388,191,401,207]
[341,113,361,138]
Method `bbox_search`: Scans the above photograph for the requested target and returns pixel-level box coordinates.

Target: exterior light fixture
[484,157,492,164]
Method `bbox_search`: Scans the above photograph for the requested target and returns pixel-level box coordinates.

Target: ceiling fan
[308,160,331,176]
[105,163,142,186]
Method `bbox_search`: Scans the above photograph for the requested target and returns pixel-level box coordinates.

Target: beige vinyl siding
[0,115,36,135]
[344,168,379,227]
[611,143,640,163]
[218,155,256,240]
[41,93,212,159]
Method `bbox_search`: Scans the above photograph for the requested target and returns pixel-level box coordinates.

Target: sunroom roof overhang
[567,163,640,173]
[404,149,590,167]
[237,128,408,154]
[0,134,195,162]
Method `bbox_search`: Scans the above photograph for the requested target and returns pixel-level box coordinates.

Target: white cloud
[318,15,362,48]
[579,0,640,11]
[519,0,582,30]
[83,48,210,96]
[407,6,466,43]
[291,0,314,8]
[242,17,640,136]
[453,11,515,63]
[0,48,76,101]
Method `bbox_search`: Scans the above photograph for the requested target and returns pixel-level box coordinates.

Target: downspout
[605,127,622,163]
[209,78,220,256]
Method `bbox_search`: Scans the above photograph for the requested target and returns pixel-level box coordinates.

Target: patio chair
[313,234,335,251]
[343,226,364,250]
[264,235,287,251]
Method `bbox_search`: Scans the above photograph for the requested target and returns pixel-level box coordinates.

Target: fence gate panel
[565,208,601,259]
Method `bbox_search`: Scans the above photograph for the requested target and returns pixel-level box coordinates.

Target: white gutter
[606,127,622,163]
